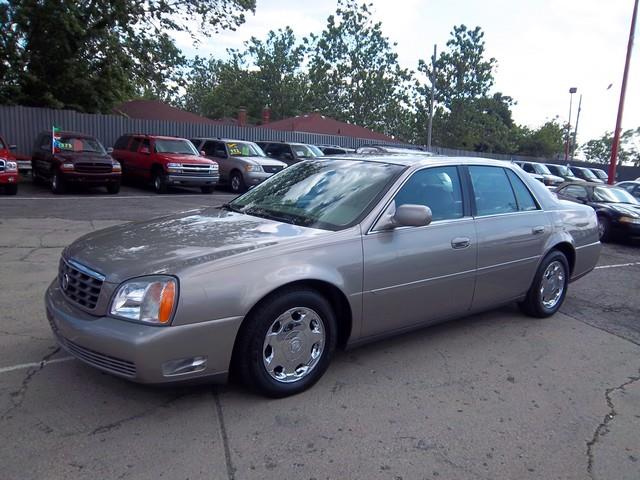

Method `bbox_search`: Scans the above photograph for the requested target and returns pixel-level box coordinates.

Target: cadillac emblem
[61,273,70,291]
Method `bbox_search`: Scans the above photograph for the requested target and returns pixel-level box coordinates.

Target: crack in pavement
[586,370,640,479]
[89,392,191,436]
[213,388,236,480]
[0,346,61,421]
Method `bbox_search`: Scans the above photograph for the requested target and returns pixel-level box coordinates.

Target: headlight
[244,164,263,172]
[619,216,640,224]
[166,162,182,173]
[112,161,122,172]
[209,162,218,171]
[110,276,177,325]
[5,161,17,173]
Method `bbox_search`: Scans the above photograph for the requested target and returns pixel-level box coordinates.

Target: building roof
[259,113,396,142]
[113,100,224,125]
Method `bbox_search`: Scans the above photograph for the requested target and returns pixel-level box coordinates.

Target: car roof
[122,134,188,140]
[558,181,617,188]
[315,155,520,168]
[40,131,94,138]
[191,138,256,143]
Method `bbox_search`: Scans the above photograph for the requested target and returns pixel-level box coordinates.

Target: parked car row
[514,160,610,186]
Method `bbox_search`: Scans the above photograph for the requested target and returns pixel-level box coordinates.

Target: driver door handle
[451,237,471,249]
[532,226,545,235]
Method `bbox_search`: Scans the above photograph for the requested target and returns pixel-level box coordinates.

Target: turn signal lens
[158,281,176,324]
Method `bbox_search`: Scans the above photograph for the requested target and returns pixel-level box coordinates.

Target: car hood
[57,152,112,164]
[64,208,328,283]
[594,202,640,216]
[157,154,214,164]
[233,155,287,167]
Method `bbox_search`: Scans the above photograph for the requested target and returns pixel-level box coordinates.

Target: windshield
[226,141,265,157]
[229,159,405,230]
[56,136,106,154]
[0,138,6,149]
[291,144,316,158]
[155,139,198,155]
[533,163,552,174]
[579,168,598,180]
[592,169,608,180]
[307,145,325,156]
[593,187,638,204]
[550,164,572,176]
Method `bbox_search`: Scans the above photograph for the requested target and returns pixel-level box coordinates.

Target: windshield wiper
[243,206,310,226]
[221,203,243,213]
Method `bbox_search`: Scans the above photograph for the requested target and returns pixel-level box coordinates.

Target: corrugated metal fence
[0,105,404,156]
[2,105,639,180]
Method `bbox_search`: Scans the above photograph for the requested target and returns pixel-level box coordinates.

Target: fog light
[162,356,207,377]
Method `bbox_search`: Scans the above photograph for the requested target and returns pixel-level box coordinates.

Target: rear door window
[469,166,518,216]
[506,170,539,211]
[561,184,589,199]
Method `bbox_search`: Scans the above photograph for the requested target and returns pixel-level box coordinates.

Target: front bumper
[245,171,275,186]
[614,221,640,237]
[0,172,18,184]
[45,280,243,384]
[166,174,219,187]
[62,171,121,184]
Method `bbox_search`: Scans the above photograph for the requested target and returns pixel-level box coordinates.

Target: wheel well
[552,242,575,274]
[236,280,353,349]
[151,163,164,174]
[230,168,242,177]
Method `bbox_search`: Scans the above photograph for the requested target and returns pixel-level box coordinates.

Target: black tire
[4,184,17,195]
[153,170,168,194]
[233,288,337,398]
[519,250,569,318]
[597,215,611,242]
[229,171,246,193]
[106,182,121,194]
[200,186,215,194]
[51,170,65,194]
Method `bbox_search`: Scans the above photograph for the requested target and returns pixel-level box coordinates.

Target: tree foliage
[0,0,255,112]
[582,128,640,166]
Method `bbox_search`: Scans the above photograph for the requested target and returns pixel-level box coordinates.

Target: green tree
[419,25,496,109]
[516,120,564,157]
[582,128,640,166]
[306,0,414,136]
[0,0,255,112]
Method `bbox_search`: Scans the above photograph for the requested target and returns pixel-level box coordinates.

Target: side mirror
[375,202,432,230]
[140,146,150,155]
[9,145,17,150]
[200,150,206,156]
[107,147,114,154]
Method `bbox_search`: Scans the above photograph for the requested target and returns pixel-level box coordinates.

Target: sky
[173,0,639,143]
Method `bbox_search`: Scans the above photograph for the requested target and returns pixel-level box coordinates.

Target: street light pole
[564,87,577,162]
[571,94,582,161]
[608,0,638,184]
[427,44,437,151]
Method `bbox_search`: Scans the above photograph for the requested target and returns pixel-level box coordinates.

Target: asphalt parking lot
[1,180,639,480]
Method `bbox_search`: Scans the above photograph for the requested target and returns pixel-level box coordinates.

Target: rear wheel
[51,170,65,194]
[519,250,569,318]
[4,184,17,195]
[200,186,215,194]
[234,288,337,397]
[230,171,246,193]
[106,182,121,194]
[153,170,168,194]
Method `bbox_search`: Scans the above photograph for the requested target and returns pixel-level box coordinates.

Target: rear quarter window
[113,136,131,150]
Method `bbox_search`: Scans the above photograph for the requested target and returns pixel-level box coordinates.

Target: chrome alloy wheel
[231,174,241,192]
[597,217,606,239]
[262,307,325,383]
[540,260,565,309]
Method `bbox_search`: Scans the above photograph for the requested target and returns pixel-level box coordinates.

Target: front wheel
[519,250,569,318]
[153,171,168,194]
[233,288,337,397]
[4,184,17,195]
[597,215,611,242]
[106,182,121,194]
[230,171,246,193]
[51,171,65,194]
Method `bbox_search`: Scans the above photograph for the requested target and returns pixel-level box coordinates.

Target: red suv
[0,135,18,195]
[112,134,219,193]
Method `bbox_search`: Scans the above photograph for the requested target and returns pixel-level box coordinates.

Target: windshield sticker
[227,143,243,156]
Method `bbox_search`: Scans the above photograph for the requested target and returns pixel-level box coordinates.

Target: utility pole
[564,87,577,162]
[571,94,582,161]
[427,44,436,151]
[608,0,638,184]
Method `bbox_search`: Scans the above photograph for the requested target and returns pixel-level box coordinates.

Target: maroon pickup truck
[111,134,219,194]
[31,131,121,194]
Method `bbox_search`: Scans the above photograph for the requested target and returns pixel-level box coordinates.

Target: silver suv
[191,138,287,193]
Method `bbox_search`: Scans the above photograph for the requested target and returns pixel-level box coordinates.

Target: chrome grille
[59,259,104,310]
[263,165,284,174]
[180,164,216,174]
[74,162,113,173]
